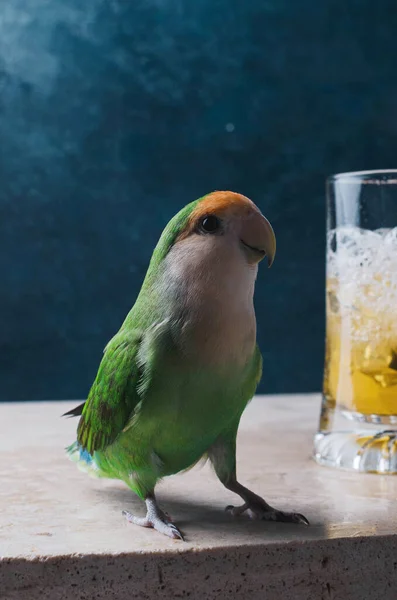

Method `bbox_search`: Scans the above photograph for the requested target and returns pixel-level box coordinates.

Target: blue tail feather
[66,441,101,475]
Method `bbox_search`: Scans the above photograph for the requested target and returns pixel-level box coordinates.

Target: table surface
[2,393,397,559]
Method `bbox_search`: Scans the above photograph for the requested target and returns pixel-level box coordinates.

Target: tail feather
[62,402,85,418]
[66,441,103,477]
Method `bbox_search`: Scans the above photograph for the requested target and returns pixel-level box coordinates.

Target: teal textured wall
[1,1,396,400]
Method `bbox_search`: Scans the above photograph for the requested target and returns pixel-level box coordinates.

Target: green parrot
[65,191,308,540]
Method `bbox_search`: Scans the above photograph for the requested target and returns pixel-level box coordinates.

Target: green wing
[77,330,142,454]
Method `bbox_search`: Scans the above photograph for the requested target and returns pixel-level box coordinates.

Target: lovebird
[65,191,309,540]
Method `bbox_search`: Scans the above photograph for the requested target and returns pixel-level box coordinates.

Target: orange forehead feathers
[177,191,258,241]
[191,191,256,220]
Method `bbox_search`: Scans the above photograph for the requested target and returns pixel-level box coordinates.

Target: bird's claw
[273,511,310,526]
[225,503,248,517]
[167,523,185,541]
[226,503,309,525]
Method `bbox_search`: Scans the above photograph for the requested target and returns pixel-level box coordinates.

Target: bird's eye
[199,215,221,234]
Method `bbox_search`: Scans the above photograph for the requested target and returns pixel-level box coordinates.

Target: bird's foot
[225,500,309,525]
[123,496,184,540]
[122,510,184,539]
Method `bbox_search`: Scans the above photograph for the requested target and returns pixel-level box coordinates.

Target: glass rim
[328,169,397,184]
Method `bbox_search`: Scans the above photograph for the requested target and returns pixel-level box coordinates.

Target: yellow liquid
[324,277,397,416]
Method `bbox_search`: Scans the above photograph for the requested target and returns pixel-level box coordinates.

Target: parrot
[65,190,309,540]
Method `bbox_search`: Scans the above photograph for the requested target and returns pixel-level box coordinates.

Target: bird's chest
[178,299,256,369]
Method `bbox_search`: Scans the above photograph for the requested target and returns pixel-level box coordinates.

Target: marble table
[1,395,397,599]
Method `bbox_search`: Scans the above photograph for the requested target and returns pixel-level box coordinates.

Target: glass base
[314,430,397,473]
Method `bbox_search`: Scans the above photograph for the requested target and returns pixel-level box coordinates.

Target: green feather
[77,330,142,454]
[122,198,201,329]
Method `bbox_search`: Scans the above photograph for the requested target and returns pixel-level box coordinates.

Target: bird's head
[174,191,276,267]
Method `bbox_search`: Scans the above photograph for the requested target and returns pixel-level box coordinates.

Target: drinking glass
[314,170,397,473]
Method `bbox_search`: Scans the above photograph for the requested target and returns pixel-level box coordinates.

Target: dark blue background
[1,1,396,401]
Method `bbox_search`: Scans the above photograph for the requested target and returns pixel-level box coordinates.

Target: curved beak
[240,212,276,267]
